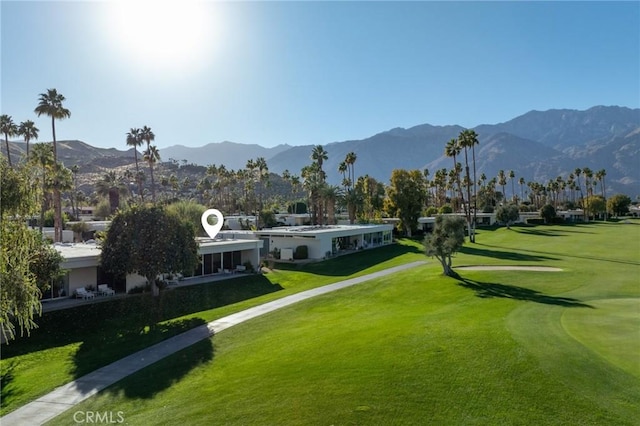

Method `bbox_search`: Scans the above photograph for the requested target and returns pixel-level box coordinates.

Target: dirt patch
[455,265,563,272]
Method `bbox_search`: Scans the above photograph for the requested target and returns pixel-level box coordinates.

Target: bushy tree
[424,215,466,277]
[166,200,207,237]
[385,169,427,237]
[540,204,556,224]
[584,195,606,220]
[495,204,520,228]
[607,194,631,217]
[101,205,198,296]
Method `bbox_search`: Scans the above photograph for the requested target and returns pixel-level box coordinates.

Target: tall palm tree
[34,88,71,242]
[444,139,464,210]
[0,114,18,167]
[574,168,583,207]
[311,145,328,179]
[345,151,357,187]
[497,170,507,202]
[126,127,144,202]
[30,143,55,234]
[518,177,526,205]
[34,89,70,163]
[508,170,516,203]
[143,144,160,202]
[18,120,39,160]
[458,129,479,240]
[338,161,348,187]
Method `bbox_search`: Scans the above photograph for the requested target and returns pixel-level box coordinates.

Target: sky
[1,1,639,150]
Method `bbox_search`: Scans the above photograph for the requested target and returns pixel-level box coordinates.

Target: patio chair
[98,284,116,296]
[75,287,95,299]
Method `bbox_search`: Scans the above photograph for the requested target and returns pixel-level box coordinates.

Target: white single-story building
[51,231,263,300]
[255,224,394,261]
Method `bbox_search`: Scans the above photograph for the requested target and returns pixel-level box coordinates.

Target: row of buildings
[47,208,596,301]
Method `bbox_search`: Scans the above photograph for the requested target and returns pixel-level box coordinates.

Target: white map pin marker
[201,209,224,239]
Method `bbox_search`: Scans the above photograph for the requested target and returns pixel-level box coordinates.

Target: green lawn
[3,221,640,424]
[1,239,423,416]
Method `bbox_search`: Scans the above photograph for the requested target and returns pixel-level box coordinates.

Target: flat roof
[255,224,393,238]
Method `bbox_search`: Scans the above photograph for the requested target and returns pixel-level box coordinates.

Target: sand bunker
[455,266,563,272]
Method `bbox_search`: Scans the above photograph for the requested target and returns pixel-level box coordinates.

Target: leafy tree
[166,200,207,237]
[439,204,453,214]
[101,205,198,296]
[584,195,606,220]
[424,215,466,277]
[540,204,556,224]
[495,204,520,228]
[607,194,631,217]
[385,169,427,237]
[1,158,52,340]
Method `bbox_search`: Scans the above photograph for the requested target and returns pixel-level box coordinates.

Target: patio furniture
[234,265,246,273]
[75,287,95,299]
[98,284,115,296]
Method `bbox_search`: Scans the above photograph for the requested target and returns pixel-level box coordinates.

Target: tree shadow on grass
[2,275,283,359]
[274,242,422,277]
[0,360,17,408]
[71,318,214,399]
[104,337,214,400]
[457,277,594,308]
[459,246,560,262]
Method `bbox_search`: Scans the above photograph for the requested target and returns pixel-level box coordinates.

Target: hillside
[3,106,639,196]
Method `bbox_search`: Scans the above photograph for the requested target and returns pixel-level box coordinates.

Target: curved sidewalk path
[3,261,426,426]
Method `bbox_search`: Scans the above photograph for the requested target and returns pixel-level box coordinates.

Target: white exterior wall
[126,274,147,293]
[68,267,97,293]
[269,237,325,260]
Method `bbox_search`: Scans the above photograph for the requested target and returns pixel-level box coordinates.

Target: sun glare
[109,0,216,73]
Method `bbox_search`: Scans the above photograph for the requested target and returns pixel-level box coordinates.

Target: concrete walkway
[2,261,426,426]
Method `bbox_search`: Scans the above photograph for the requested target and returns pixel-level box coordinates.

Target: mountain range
[4,105,639,196]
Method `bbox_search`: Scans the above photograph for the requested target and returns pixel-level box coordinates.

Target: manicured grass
[0,240,424,416]
[41,221,640,425]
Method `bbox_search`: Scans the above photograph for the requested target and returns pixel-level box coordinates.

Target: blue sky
[1,1,639,150]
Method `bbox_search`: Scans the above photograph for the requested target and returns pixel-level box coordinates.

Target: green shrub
[439,205,453,214]
[293,245,308,260]
[425,207,438,217]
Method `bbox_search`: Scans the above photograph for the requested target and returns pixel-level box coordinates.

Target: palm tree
[574,168,583,207]
[345,151,357,187]
[18,120,39,160]
[34,89,70,163]
[30,143,55,234]
[444,139,465,212]
[301,163,323,224]
[518,177,526,205]
[95,171,129,214]
[143,144,160,202]
[140,125,156,200]
[508,170,516,203]
[0,114,18,167]
[34,88,71,242]
[596,168,607,220]
[497,170,507,203]
[126,128,144,202]
[322,185,342,225]
[338,161,348,187]
[311,145,328,179]
[70,165,80,220]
